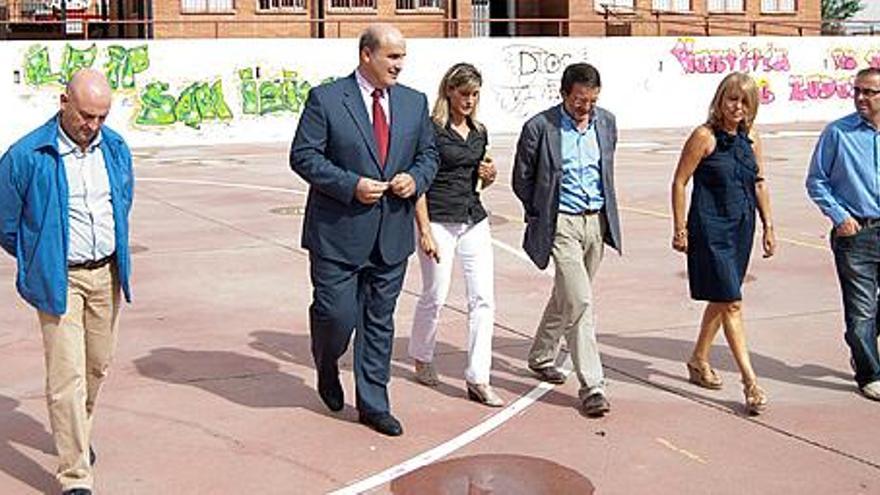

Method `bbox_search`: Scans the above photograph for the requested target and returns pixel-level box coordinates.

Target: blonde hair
[431,62,484,129]
[706,72,759,134]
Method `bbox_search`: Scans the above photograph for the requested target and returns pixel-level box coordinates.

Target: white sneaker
[860,380,880,401]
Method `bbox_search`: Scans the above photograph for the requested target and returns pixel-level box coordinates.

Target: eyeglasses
[854,86,880,97]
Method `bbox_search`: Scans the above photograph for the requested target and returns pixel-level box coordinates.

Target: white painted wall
[0,36,874,150]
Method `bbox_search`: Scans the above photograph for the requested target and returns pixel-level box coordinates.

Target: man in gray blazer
[512,63,622,417]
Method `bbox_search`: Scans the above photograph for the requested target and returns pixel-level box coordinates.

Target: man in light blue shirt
[513,63,622,418]
[0,69,134,494]
[807,66,880,401]
[559,109,604,215]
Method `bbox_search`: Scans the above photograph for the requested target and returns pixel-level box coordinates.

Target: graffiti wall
[0,36,875,150]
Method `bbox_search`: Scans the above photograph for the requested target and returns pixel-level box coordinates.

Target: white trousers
[409,219,496,384]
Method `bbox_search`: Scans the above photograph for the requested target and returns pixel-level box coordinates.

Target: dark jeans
[832,225,880,387]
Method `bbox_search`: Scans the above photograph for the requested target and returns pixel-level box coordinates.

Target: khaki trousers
[38,263,120,491]
[528,213,605,400]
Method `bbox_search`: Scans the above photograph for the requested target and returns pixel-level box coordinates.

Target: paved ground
[1,122,878,494]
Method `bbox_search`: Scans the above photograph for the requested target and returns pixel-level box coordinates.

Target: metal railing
[1,17,877,40]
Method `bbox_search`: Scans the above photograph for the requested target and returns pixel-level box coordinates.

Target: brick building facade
[151,0,821,38]
[1,0,822,39]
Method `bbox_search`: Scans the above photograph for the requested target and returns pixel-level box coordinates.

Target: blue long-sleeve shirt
[807,112,880,226]
[558,107,604,214]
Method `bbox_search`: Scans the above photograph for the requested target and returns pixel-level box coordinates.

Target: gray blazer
[512,104,622,269]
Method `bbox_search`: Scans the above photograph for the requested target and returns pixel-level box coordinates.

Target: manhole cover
[270,205,306,216]
[390,454,594,495]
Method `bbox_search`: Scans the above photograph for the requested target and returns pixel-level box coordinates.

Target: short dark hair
[561,63,601,95]
[856,67,880,80]
[359,27,381,53]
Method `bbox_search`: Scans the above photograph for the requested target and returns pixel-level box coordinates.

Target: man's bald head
[60,69,112,150]
[358,23,406,90]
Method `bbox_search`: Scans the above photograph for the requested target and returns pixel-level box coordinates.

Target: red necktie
[372,89,389,167]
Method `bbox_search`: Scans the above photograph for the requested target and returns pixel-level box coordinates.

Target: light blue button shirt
[558,107,603,214]
[58,125,116,264]
[807,112,880,226]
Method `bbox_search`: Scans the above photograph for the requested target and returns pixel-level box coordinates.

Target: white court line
[138,177,306,195]
[329,359,573,495]
[139,175,571,493]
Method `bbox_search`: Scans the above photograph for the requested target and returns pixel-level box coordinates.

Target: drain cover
[269,205,306,216]
[390,454,594,495]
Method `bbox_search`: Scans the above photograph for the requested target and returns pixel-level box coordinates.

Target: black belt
[854,217,880,228]
[561,209,601,216]
[68,254,115,270]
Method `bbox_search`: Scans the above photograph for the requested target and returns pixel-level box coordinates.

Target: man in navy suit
[290,24,438,436]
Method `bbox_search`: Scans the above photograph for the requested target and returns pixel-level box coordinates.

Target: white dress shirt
[355,69,390,126]
[58,126,116,264]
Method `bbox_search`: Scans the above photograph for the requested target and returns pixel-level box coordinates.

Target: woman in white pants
[409,63,502,407]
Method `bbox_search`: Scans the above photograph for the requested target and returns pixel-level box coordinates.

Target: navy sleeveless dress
[687,129,758,302]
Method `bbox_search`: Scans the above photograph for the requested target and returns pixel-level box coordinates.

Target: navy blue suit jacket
[290,73,438,266]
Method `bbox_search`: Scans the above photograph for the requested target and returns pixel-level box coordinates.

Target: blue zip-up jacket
[0,115,134,316]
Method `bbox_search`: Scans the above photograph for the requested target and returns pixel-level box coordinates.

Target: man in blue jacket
[290,24,437,436]
[0,69,134,495]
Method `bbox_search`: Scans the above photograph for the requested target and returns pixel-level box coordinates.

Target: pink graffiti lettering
[789,75,854,102]
[670,39,789,75]
[867,50,880,69]
[831,49,858,71]
[757,83,775,105]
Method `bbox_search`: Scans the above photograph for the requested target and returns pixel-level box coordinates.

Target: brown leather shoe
[528,364,566,384]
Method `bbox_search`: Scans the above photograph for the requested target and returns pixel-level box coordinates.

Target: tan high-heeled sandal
[414,360,440,387]
[743,381,768,415]
[466,382,504,407]
[686,359,723,390]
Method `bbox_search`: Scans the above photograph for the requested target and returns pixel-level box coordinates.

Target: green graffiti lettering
[239,67,317,116]
[59,44,97,84]
[281,70,310,114]
[238,68,259,115]
[23,45,60,86]
[136,81,176,126]
[104,45,150,90]
[258,79,285,115]
[195,80,233,122]
[174,83,202,128]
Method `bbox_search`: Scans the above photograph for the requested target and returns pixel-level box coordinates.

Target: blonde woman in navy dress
[671,72,777,415]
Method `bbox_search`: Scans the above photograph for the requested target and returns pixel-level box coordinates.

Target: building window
[328,0,376,9]
[652,0,690,11]
[761,0,795,13]
[707,0,744,13]
[397,0,443,10]
[258,0,305,11]
[472,0,489,37]
[595,0,634,11]
[181,0,234,13]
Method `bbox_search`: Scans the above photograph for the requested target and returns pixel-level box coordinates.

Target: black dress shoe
[317,374,344,412]
[358,412,403,437]
[528,364,566,385]
[62,489,92,495]
[89,445,96,466]
[582,392,610,418]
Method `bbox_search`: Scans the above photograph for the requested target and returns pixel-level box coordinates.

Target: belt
[68,253,115,270]
[561,209,601,216]
[854,217,880,228]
